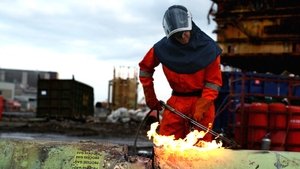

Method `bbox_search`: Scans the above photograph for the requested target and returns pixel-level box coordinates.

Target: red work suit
[139,47,222,141]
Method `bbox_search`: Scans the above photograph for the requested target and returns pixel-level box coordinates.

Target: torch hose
[133,109,152,155]
[159,100,239,147]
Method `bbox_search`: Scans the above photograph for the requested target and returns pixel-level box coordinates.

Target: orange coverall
[139,47,222,141]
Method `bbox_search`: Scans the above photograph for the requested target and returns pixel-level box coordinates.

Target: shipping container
[37,78,94,119]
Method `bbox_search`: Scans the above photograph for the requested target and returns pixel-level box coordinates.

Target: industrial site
[1,0,300,168]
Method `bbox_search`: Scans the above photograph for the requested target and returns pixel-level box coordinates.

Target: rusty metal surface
[0,139,152,169]
[210,0,300,74]
[108,67,138,110]
[154,146,300,169]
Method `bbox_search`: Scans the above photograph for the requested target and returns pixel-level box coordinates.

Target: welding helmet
[162,5,192,38]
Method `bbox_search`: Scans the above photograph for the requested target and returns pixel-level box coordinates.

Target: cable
[133,109,156,155]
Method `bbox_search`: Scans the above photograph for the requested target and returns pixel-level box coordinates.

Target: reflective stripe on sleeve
[139,69,153,77]
[205,82,221,91]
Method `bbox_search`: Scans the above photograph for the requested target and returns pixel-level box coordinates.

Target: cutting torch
[159,100,240,148]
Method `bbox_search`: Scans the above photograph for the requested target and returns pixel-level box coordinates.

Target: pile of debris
[105,107,160,124]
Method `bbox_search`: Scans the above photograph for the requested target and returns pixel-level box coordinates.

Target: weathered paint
[3,138,300,169]
[154,146,300,169]
[0,139,152,169]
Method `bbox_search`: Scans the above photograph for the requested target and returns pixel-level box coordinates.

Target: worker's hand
[143,86,162,111]
[193,97,213,122]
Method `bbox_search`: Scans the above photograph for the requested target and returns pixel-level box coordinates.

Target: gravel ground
[0,115,154,155]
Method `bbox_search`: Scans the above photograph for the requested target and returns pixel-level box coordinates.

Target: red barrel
[286,106,300,149]
[0,96,3,120]
[247,102,268,149]
[270,131,286,145]
[248,102,268,127]
[269,103,287,129]
[286,131,300,145]
[247,128,267,144]
[287,105,300,129]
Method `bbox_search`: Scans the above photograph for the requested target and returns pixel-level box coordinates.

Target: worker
[139,5,222,141]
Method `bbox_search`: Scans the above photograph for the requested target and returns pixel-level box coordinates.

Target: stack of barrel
[234,102,300,151]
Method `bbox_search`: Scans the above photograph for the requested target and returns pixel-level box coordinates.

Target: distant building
[0,68,58,111]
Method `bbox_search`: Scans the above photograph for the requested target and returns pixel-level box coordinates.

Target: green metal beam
[2,138,300,169]
[0,139,151,169]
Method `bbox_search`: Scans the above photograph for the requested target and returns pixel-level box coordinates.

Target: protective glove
[143,86,162,111]
[193,97,213,122]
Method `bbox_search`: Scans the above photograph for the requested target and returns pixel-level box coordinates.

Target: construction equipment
[159,100,239,148]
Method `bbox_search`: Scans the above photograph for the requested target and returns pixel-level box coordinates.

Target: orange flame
[147,122,223,152]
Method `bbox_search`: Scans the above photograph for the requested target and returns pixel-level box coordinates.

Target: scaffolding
[108,66,138,110]
[210,0,300,74]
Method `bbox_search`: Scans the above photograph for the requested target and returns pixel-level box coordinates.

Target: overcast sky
[0,0,217,103]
